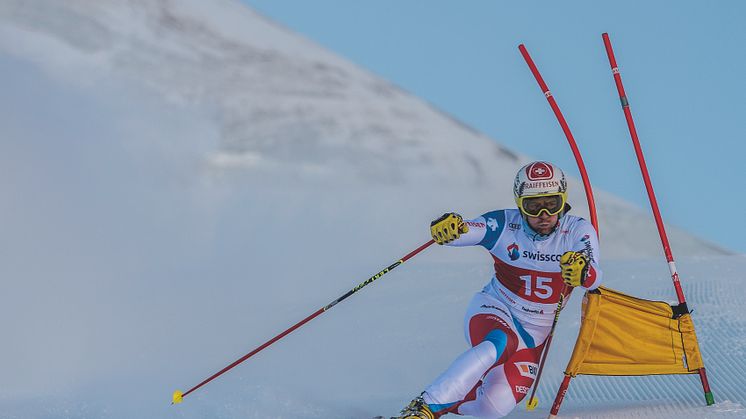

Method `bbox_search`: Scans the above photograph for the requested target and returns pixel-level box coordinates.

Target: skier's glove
[430,213,469,245]
[560,251,590,287]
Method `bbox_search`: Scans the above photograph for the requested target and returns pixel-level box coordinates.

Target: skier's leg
[455,345,543,418]
[422,295,518,413]
[422,340,498,409]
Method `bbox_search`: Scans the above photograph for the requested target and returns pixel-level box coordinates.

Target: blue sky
[242,0,745,254]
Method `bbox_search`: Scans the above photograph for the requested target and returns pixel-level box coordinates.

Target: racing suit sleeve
[445,216,489,247]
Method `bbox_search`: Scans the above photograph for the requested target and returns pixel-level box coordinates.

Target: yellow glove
[430,213,469,245]
[560,251,590,287]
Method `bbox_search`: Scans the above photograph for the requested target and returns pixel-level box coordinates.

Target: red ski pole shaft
[602,32,713,406]
[172,239,435,404]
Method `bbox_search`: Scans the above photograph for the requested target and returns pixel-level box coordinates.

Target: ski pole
[172,239,435,404]
[525,286,567,411]
[518,43,600,412]
[601,32,714,406]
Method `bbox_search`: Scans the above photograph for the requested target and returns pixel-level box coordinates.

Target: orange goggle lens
[519,194,565,217]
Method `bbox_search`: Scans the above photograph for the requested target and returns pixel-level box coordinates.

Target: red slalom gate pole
[518,44,599,233]
[602,32,713,406]
[601,33,685,302]
[549,374,572,418]
[171,240,435,405]
[518,44,600,414]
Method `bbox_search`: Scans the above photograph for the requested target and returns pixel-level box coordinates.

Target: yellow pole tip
[526,396,538,411]
[172,390,184,404]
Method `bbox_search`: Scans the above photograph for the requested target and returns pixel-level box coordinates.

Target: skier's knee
[468,314,518,364]
[483,329,507,361]
[482,329,517,365]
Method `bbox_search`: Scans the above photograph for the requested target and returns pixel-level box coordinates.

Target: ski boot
[392,394,436,419]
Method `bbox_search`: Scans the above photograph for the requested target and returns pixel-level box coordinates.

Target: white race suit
[423,208,601,418]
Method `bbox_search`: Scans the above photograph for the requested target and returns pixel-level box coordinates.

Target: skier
[395,161,602,419]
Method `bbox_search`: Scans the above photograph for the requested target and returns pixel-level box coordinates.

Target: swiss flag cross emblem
[526,162,554,181]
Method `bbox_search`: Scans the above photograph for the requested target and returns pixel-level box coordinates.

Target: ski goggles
[517,193,566,217]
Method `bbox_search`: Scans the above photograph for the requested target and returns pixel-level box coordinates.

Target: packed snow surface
[3,214,745,419]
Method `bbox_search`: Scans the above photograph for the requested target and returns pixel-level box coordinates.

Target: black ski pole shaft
[525,287,567,410]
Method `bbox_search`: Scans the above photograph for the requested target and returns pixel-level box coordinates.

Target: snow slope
[0,1,743,418]
[0,0,728,258]
[2,229,744,418]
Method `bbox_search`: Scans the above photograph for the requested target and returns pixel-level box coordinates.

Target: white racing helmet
[513,161,568,217]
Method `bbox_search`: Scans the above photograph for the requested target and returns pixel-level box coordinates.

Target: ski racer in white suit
[395,161,602,419]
